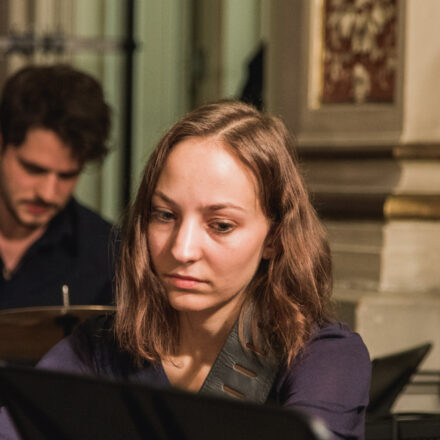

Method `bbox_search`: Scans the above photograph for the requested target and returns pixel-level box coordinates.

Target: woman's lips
[165,274,206,289]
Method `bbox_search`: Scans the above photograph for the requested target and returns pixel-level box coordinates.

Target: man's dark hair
[0,64,111,163]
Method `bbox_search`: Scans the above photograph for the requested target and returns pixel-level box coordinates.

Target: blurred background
[0,0,439,414]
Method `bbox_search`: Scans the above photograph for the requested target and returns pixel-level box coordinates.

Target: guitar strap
[199,312,280,404]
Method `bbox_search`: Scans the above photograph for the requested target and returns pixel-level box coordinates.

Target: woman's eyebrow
[153,191,174,205]
[152,191,182,210]
[153,191,246,212]
[207,203,246,213]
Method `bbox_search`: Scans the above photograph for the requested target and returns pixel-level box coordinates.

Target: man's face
[0,128,82,232]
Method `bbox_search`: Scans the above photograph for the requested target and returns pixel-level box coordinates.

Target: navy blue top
[0,316,371,439]
[0,198,115,309]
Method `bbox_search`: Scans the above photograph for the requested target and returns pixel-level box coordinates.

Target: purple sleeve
[277,324,371,439]
[37,335,94,374]
[0,337,93,439]
[0,408,20,440]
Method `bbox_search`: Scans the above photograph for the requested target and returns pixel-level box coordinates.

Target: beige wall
[267,0,440,412]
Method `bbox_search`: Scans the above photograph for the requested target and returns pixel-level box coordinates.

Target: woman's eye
[151,209,175,222]
[210,221,235,234]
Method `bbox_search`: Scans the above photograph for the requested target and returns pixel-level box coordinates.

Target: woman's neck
[178,307,237,361]
[162,301,242,392]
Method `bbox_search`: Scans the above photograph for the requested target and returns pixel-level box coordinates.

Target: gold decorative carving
[384,195,440,220]
[311,193,440,220]
[321,0,397,104]
[393,144,440,160]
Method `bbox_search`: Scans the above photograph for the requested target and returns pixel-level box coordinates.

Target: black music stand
[0,363,331,440]
[367,342,432,417]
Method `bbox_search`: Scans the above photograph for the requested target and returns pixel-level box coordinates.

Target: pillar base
[335,289,440,413]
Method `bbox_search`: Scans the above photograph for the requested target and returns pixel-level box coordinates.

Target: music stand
[367,342,432,417]
[0,363,331,440]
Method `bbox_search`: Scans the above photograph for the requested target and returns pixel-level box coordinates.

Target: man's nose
[36,174,59,203]
[170,219,202,263]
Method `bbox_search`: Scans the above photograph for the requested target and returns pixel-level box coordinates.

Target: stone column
[267,0,440,412]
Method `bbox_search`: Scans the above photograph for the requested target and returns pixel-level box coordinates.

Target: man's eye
[23,164,45,174]
[59,171,80,180]
[210,221,235,234]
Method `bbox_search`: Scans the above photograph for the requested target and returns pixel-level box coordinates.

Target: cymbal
[0,305,115,363]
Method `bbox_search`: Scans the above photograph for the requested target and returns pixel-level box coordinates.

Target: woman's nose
[170,219,202,263]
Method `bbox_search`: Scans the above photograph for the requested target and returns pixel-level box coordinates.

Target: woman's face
[148,136,272,317]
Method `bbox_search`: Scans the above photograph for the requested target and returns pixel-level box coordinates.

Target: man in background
[0,64,114,309]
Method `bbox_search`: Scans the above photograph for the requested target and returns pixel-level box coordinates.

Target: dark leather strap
[199,317,279,404]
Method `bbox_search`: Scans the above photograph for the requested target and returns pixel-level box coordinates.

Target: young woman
[1,101,370,439]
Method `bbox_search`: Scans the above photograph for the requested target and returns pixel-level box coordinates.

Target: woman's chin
[167,292,214,313]
[167,291,244,319]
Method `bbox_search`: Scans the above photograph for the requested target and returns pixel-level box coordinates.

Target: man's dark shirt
[0,198,115,309]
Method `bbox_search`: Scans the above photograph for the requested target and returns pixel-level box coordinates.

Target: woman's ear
[262,227,276,260]
[262,241,275,260]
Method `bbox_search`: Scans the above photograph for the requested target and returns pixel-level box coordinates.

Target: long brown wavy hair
[115,100,333,366]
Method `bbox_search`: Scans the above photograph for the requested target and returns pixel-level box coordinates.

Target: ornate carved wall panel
[321,0,397,104]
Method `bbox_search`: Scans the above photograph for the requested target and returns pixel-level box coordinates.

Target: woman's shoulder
[277,321,371,386]
[307,321,369,354]
[275,321,371,438]
[38,314,140,378]
[293,321,371,381]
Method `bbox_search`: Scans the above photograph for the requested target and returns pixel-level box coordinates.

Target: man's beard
[0,184,59,231]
